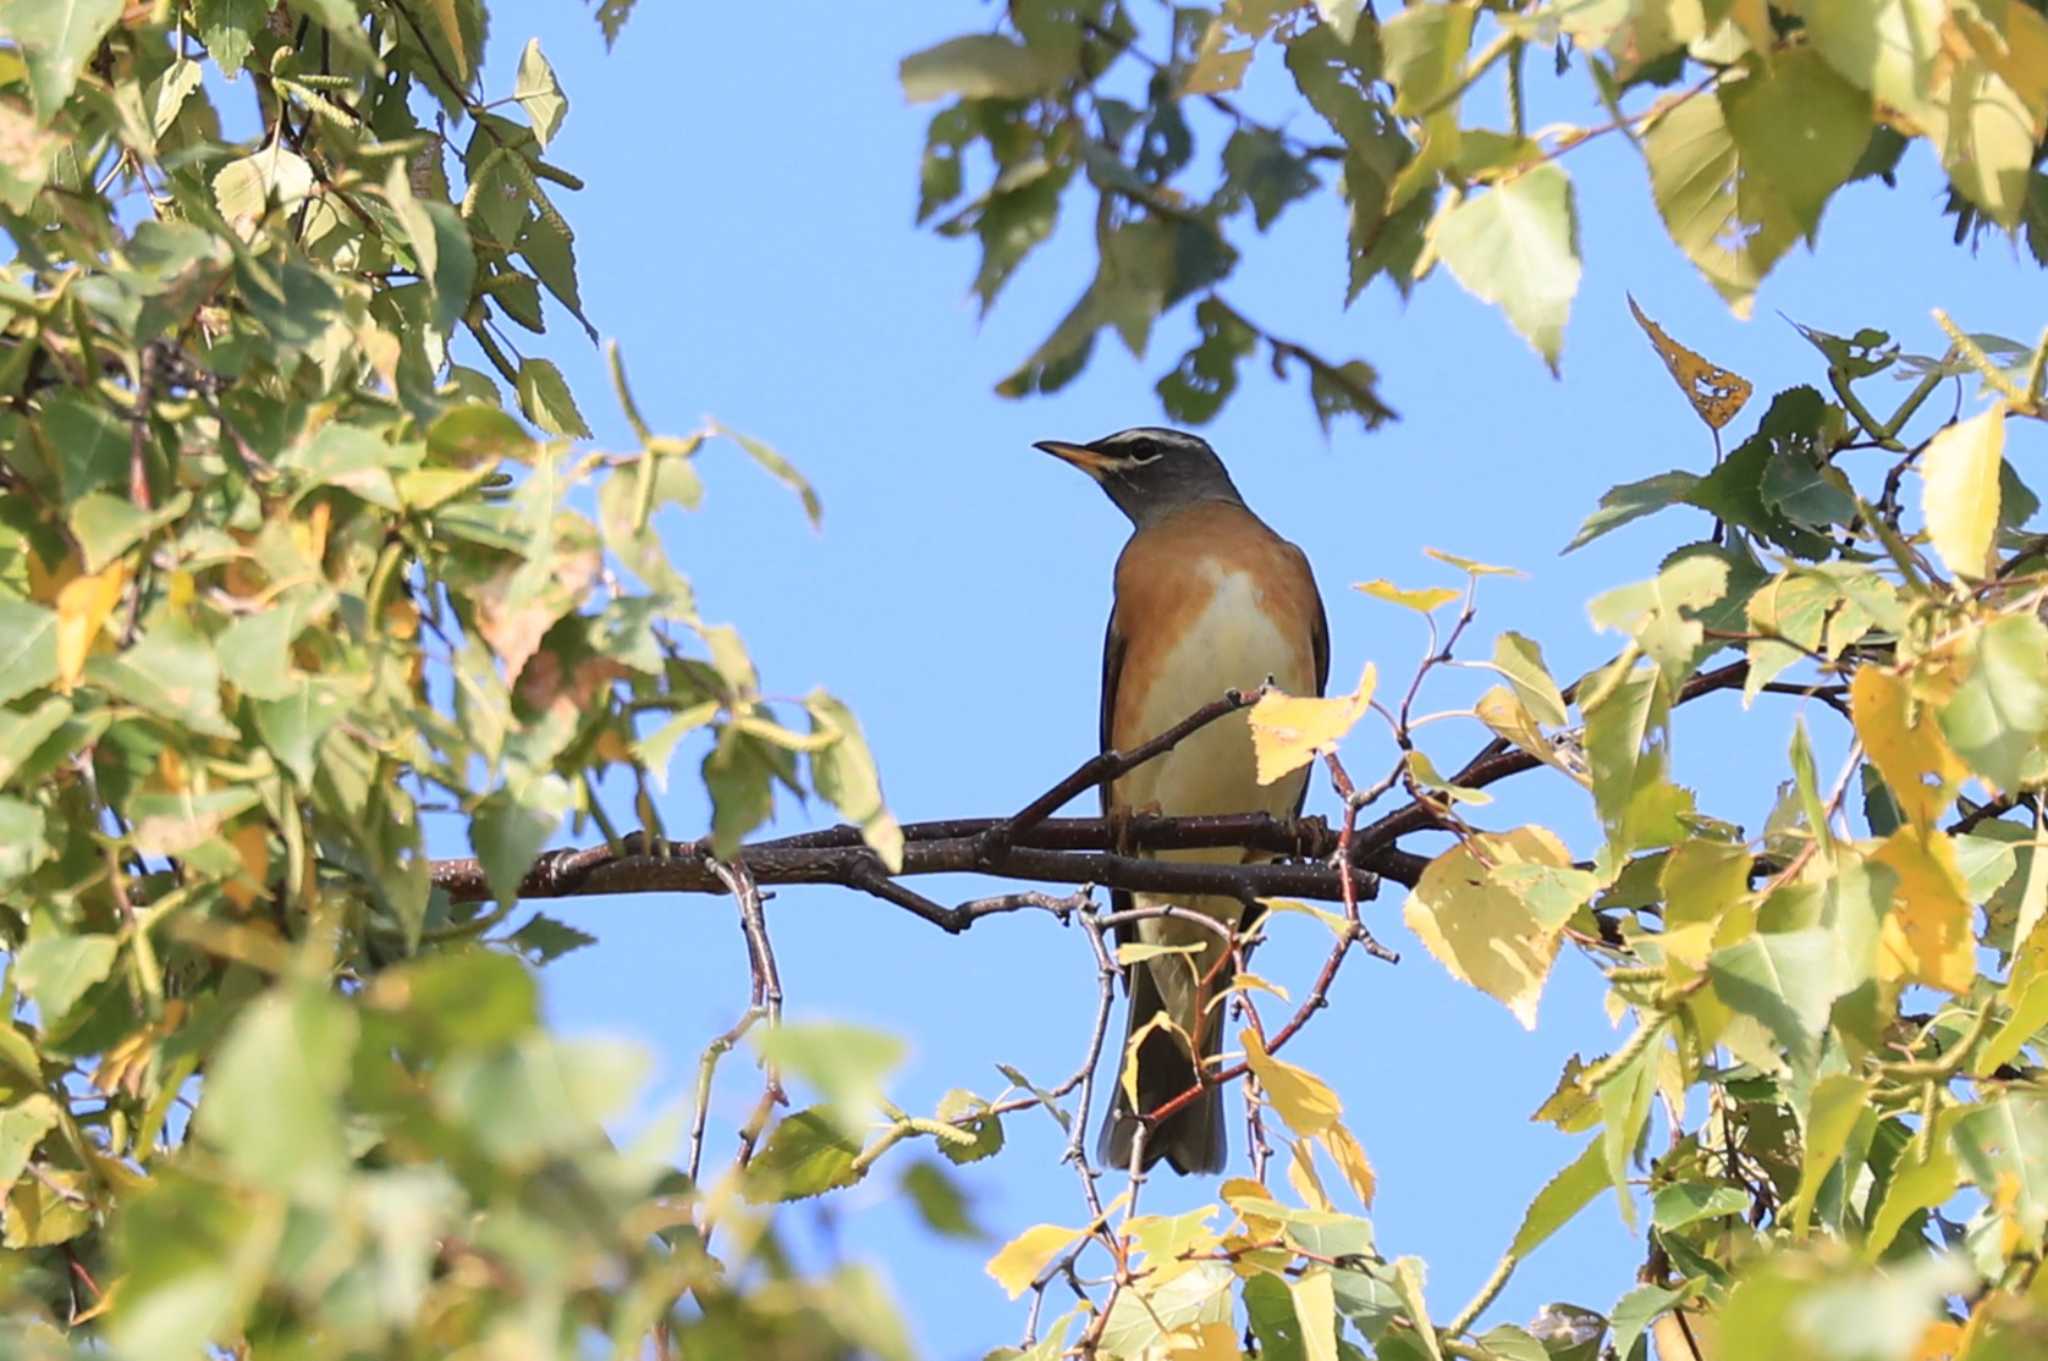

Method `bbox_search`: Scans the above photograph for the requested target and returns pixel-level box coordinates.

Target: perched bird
[1035,427,1328,1175]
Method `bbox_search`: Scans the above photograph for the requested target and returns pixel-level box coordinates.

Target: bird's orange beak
[1034,439,1117,479]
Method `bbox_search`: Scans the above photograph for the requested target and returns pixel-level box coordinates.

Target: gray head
[1033,427,1245,527]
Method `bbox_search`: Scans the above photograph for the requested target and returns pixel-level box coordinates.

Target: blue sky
[467,7,2043,1358]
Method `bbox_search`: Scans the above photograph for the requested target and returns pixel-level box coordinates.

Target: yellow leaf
[1286,1136,1331,1211]
[1185,18,1253,94]
[1118,941,1205,966]
[1853,665,1968,829]
[1219,1177,1283,1239]
[985,1223,1085,1299]
[1423,547,1522,577]
[222,821,271,911]
[1403,827,1571,1028]
[1319,1121,1377,1208]
[1921,401,2008,579]
[1260,897,1351,938]
[1354,579,1461,612]
[1241,1028,1342,1136]
[1290,1265,1340,1361]
[1248,662,1376,785]
[1873,829,1978,994]
[1129,1205,1221,1264]
[1407,749,1492,805]
[1229,971,1291,1003]
[1626,293,1754,429]
[427,0,469,79]
[1913,1319,1964,1361]
[1475,686,1588,785]
[1163,1321,1244,1360]
[983,1192,1128,1300]
[54,559,129,690]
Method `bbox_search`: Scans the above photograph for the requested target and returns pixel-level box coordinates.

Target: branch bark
[428,658,1777,930]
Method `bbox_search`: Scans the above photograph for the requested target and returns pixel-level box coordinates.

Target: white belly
[1117,566,1316,1034]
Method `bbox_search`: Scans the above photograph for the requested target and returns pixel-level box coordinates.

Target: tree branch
[429,659,1796,929]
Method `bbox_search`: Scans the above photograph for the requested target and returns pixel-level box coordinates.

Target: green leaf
[427,403,535,466]
[90,620,235,739]
[1786,1074,1873,1237]
[0,1095,61,1193]
[194,984,358,1197]
[67,490,191,574]
[504,913,598,965]
[1432,165,1581,372]
[1651,1181,1748,1231]
[1564,471,1702,552]
[1953,1093,2048,1244]
[1708,928,1837,1077]
[1305,356,1395,433]
[1156,297,1258,424]
[1438,1326,1530,1361]
[1801,0,1943,128]
[251,678,348,783]
[1644,85,1799,313]
[0,600,60,705]
[971,167,1062,314]
[517,212,598,343]
[514,39,568,150]
[900,1159,985,1238]
[213,148,315,226]
[1609,1283,1687,1361]
[215,601,302,702]
[1380,1,1474,117]
[702,726,775,855]
[195,0,265,74]
[1866,1108,1962,1257]
[516,358,591,439]
[14,0,124,122]
[1587,554,1730,683]
[1221,127,1320,232]
[40,391,128,500]
[744,1108,863,1202]
[899,35,1060,103]
[0,798,49,890]
[935,1089,1004,1166]
[1581,664,1668,849]
[1940,612,2048,792]
[725,427,823,528]
[1509,1137,1611,1257]
[436,1036,647,1165]
[1100,1261,1236,1357]
[1720,49,1873,240]
[0,696,72,788]
[755,1022,906,1138]
[1493,631,1568,728]
[469,775,571,907]
[12,934,117,1024]
[1597,1033,1655,1219]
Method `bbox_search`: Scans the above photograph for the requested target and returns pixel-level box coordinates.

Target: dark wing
[1099,605,1137,954]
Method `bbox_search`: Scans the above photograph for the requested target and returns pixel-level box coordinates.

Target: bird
[1035,427,1329,1175]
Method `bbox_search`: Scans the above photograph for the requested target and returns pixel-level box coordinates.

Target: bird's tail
[1097,958,1227,1176]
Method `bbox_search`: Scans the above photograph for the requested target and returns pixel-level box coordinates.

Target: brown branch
[998,688,1260,839]
[1361,658,1757,851]
[432,824,1416,924]
[427,658,1819,932]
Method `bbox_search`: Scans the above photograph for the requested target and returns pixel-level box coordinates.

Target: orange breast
[1107,502,1323,818]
